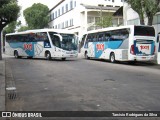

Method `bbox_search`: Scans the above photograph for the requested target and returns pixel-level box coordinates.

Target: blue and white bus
[81,25,156,63]
[157,32,160,64]
[5,29,78,60]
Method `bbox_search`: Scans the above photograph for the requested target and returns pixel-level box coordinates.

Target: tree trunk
[148,16,153,26]
[140,19,145,25]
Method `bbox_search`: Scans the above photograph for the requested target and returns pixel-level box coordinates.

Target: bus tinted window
[80,34,86,48]
[134,26,155,36]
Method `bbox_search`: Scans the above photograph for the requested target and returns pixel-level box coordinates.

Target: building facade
[48,0,124,38]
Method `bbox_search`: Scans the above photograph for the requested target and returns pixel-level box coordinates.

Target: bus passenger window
[53,35,61,48]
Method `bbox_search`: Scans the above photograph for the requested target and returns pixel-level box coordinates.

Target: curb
[0,60,5,112]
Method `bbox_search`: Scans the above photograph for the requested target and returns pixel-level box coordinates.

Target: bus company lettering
[140,45,149,50]
[96,44,104,51]
[24,43,32,50]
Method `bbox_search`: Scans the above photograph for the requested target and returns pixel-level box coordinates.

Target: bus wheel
[14,51,20,59]
[62,58,66,61]
[46,52,51,60]
[84,51,90,59]
[27,56,33,59]
[110,53,116,63]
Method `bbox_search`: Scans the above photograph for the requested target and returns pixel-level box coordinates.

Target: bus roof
[86,25,154,34]
[6,29,75,36]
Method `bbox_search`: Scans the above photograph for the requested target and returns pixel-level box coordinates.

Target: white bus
[157,33,160,64]
[81,25,156,63]
[5,29,78,60]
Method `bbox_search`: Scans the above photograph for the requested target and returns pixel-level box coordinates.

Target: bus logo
[140,45,149,50]
[96,44,104,51]
[24,43,32,50]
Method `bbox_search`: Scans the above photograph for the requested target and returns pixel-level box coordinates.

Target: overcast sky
[18,0,61,25]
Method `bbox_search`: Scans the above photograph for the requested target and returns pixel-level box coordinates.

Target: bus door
[52,34,62,57]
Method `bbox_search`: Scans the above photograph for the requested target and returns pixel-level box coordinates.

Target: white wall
[49,0,124,38]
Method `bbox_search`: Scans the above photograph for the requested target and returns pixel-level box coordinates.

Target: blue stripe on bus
[9,42,37,56]
[94,40,123,58]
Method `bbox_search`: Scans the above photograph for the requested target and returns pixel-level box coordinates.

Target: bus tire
[46,52,51,60]
[84,51,90,59]
[27,56,33,59]
[14,51,20,59]
[110,52,116,63]
[62,58,66,61]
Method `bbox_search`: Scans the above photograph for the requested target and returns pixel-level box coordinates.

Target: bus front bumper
[62,53,78,58]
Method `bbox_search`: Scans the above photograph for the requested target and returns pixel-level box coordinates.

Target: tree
[96,15,113,28]
[23,3,49,29]
[126,0,160,25]
[3,21,17,34]
[0,0,20,60]
[18,26,29,32]
[143,0,160,25]
[126,0,145,25]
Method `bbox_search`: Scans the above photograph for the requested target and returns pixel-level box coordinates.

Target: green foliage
[0,0,20,30]
[126,0,145,25]
[18,26,29,32]
[96,15,113,28]
[143,0,160,25]
[126,0,160,25]
[23,3,49,29]
[0,0,20,59]
[3,21,17,34]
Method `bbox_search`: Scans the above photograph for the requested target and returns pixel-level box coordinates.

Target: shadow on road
[84,58,160,68]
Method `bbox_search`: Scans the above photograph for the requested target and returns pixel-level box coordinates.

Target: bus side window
[80,34,86,48]
[110,30,121,41]
[53,35,61,48]
[98,32,104,42]
[85,34,91,48]
[157,34,159,43]
[104,32,111,41]
[91,33,98,42]
[29,33,36,42]
[120,29,129,40]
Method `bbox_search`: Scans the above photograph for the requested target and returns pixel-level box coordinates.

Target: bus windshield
[60,34,77,51]
[49,32,77,51]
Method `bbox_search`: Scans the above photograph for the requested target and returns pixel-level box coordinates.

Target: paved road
[4,56,160,120]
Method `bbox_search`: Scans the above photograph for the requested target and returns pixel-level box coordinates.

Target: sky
[18,0,61,25]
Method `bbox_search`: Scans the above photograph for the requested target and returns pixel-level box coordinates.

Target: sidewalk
[0,58,5,112]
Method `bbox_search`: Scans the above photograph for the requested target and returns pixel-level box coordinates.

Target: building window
[62,6,64,14]
[62,22,64,29]
[66,4,68,12]
[58,24,60,29]
[55,11,57,18]
[58,9,60,16]
[52,13,54,20]
[74,1,76,7]
[112,0,114,2]
[70,19,73,26]
[88,16,94,23]
[127,18,140,25]
[70,1,73,10]
[65,20,68,28]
